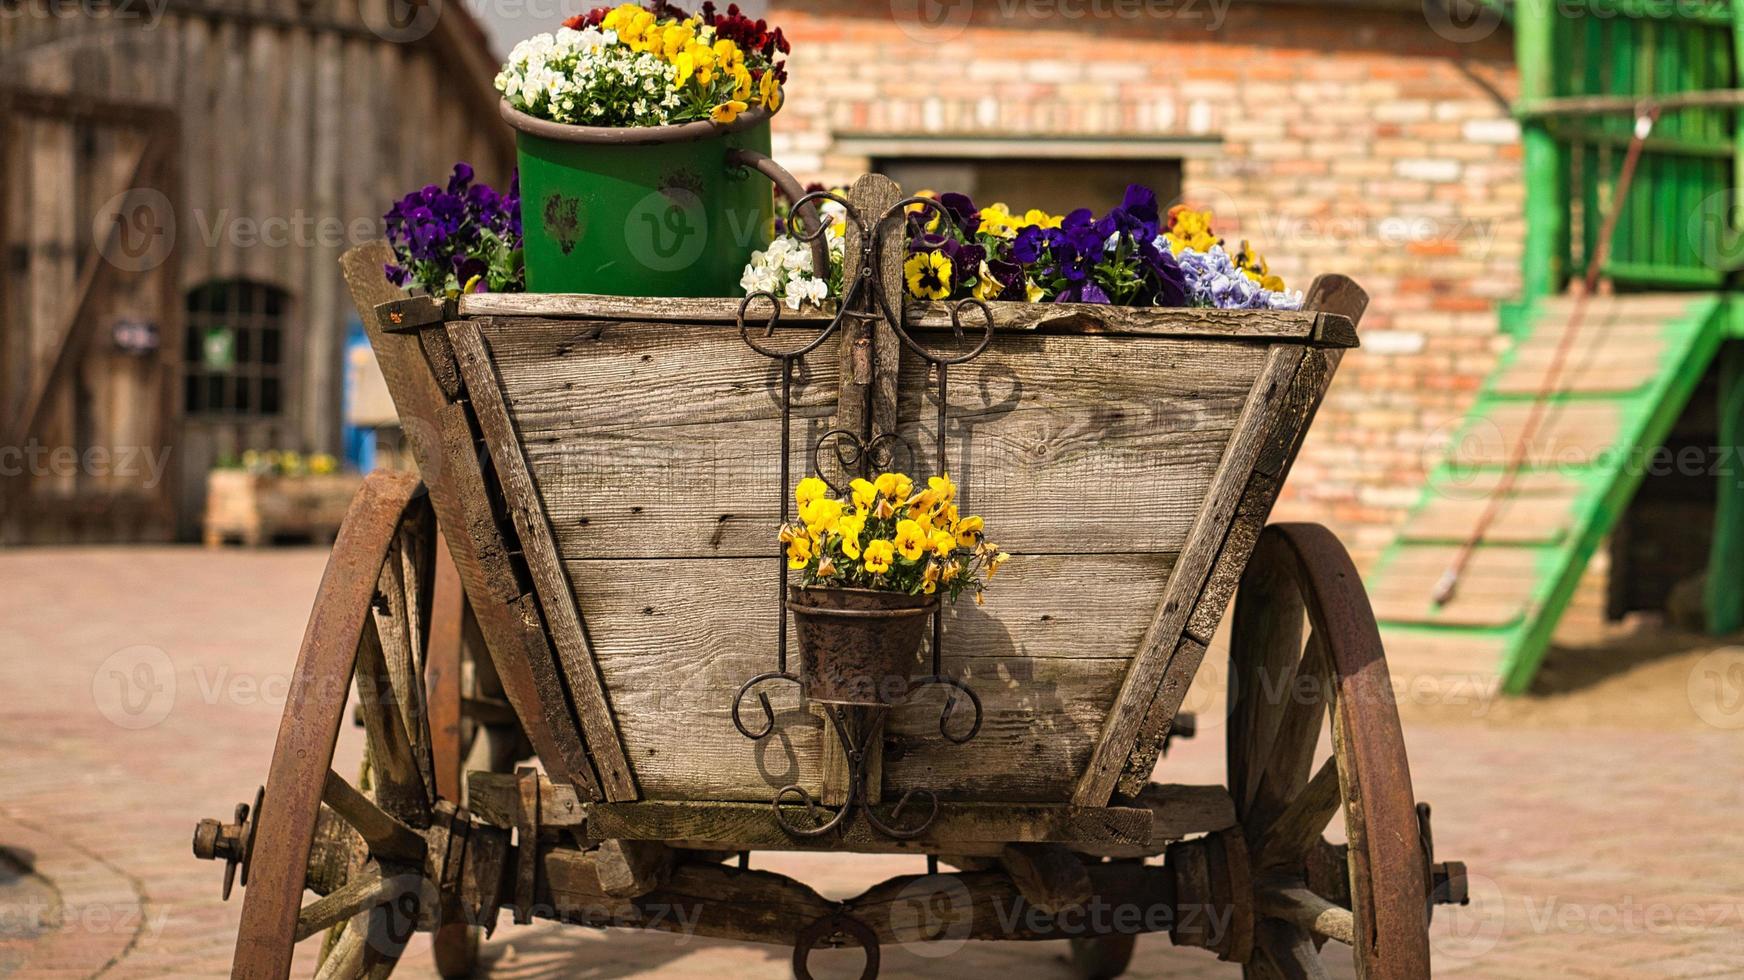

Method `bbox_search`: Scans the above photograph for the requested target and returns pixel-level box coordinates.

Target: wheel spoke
[374,536,436,797]
[322,771,427,864]
[1229,570,1306,816]
[1254,756,1342,870]
[1250,632,1329,829]
[295,866,388,942]
[312,924,366,980]
[356,616,431,822]
[1255,881,1356,946]
[1252,918,1334,979]
[424,539,468,803]
[312,897,414,980]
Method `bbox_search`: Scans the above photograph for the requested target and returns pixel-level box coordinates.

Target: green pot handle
[726,147,832,279]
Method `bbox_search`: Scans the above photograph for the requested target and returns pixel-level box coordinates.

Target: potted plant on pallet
[494,2,795,296]
[782,472,1007,704]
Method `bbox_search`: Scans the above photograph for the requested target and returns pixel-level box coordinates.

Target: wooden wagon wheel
[1226,523,1432,979]
[194,471,500,980]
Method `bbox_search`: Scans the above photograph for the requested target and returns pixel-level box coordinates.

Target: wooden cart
[192,176,1467,979]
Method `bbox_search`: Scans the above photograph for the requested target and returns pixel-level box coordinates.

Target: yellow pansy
[800,497,844,536]
[710,100,749,124]
[941,560,962,582]
[731,65,754,101]
[713,38,743,69]
[1024,276,1045,303]
[903,250,952,301]
[672,49,696,86]
[920,563,940,595]
[849,478,878,512]
[971,261,1004,302]
[929,529,957,558]
[894,519,927,561]
[979,202,1019,239]
[927,474,955,504]
[906,488,938,521]
[796,476,828,508]
[816,555,837,578]
[837,512,866,559]
[954,514,984,546]
[863,539,895,574]
[787,533,813,570]
[1021,208,1063,230]
[758,70,783,111]
[1165,206,1219,255]
[1233,240,1286,292]
[987,549,1011,579]
[874,472,913,502]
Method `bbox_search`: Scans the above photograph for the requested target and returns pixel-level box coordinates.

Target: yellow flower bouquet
[782,472,1008,606]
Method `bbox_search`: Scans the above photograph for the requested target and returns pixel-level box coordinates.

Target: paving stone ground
[1,547,1741,979]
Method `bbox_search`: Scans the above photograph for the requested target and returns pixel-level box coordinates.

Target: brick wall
[767,0,1524,568]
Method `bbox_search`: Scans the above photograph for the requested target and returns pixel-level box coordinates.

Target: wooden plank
[566,553,1171,801]
[592,798,1153,851]
[1100,782,1238,859]
[340,244,602,801]
[1075,345,1308,807]
[1370,594,1528,628]
[489,320,1264,559]
[1398,495,1578,544]
[460,292,1350,345]
[446,317,638,802]
[862,174,906,438]
[1448,402,1626,467]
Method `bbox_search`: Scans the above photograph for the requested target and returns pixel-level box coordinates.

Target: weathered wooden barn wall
[0,0,513,542]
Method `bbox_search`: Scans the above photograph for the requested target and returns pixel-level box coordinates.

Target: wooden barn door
[0,89,181,544]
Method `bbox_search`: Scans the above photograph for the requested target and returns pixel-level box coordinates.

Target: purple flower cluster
[384,163,524,296]
[1170,244,1303,310]
[903,184,1189,307]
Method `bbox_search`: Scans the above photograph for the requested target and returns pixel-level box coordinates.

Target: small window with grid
[183,281,288,416]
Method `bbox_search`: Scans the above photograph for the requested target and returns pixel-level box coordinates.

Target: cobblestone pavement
[2,547,1742,979]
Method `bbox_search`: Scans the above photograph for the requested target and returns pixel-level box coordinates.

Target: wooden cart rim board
[342,178,1366,840]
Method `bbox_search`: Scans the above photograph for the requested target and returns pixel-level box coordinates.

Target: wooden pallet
[202,470,363,547]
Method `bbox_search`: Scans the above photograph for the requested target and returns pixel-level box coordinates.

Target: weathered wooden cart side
[193,176,1466,980]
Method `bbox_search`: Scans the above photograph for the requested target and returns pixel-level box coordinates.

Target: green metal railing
[1517,0,1743,296]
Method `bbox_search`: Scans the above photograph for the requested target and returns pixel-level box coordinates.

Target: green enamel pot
[504,100,813,297]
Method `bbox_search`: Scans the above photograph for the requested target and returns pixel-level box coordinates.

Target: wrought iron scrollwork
[730,189,989,842]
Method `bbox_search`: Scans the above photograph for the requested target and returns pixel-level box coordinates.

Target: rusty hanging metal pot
[787,586,937,706]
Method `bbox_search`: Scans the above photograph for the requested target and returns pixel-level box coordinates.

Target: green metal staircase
[1368,0,1744,691]
[1366,294,1736,692]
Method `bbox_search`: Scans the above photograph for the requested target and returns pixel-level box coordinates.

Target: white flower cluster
[740,226,844,310]
[495,27,684,127]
